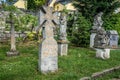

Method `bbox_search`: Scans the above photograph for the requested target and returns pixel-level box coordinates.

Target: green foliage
[18,14,38,32]
[62,8,69,14]
[3,4,38,41]
[103,13,120,34]
[3,5,17,12]
[5,13,38,32]
[74,0,120,21]
[34,0,46,6]
[73,0,120,46]
[26,31,37,40]
[103,13,120,43]
[67,13,91,47]
[27,0,45,10]
[6,0,15,2]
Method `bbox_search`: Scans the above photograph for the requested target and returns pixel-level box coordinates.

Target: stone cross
[39,6,59,39]
[38,6,59,74]
[6,13,19,56]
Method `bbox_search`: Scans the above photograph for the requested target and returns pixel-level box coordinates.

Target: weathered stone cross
[39,6,59,38]
[38,6,59,74]
[6,13,19,56]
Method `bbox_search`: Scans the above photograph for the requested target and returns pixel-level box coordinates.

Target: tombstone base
[58,40,68,56]
[95,48,110,59]
[39,57,58,74]
[7,50,19,57]
[39,38,58,74]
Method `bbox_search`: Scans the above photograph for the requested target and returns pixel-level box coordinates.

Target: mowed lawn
[0,42,120,80]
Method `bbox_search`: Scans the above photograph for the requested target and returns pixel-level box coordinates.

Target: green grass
[0,42,120,80]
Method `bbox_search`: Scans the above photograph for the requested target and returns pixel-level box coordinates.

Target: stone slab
[39,38,58,73]
[80,77,91,80]
[96,48,110,59]
[58,43,68,56]
[6,51,19,57]
[90,33,96,48]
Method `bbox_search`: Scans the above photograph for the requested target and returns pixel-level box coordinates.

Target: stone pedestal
[58,40,68,56]
[95,48,110,59]
[90,33,96,48]
[7,51,19,57]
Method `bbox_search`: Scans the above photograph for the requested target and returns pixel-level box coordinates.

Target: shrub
[67,13,91,47]
[103,13,120,43]
[103,13,120,34]
[26,31,38,41]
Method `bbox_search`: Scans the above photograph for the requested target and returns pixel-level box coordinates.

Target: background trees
[27,0,46,10]
[74,0,120,21]
[67,13,91,47]
[67,0,120,47]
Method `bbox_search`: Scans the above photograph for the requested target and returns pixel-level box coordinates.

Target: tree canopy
[74,0,120,21]
[27,0,46,10]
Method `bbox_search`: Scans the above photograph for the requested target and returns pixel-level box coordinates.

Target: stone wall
[0,31,27,41]
[0,11,8,32]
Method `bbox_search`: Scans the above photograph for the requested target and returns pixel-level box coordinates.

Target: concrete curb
[80,66,120,80]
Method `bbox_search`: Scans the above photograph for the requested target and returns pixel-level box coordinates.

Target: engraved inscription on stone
[62,44,67,54]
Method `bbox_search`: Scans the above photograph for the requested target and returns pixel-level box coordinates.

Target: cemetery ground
[0,42,120,80]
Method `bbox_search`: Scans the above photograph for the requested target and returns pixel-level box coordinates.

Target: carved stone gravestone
[58,13,68,56]
[90,12,103,48]
[94,28,110,59]
[107,30,119,49]
[38,6,59,74]
[94,28,109,48]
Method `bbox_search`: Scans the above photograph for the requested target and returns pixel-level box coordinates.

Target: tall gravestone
[58,13,68,56]
[38,6,59,74]
[91,12,111,59]
[90,12,103,48]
